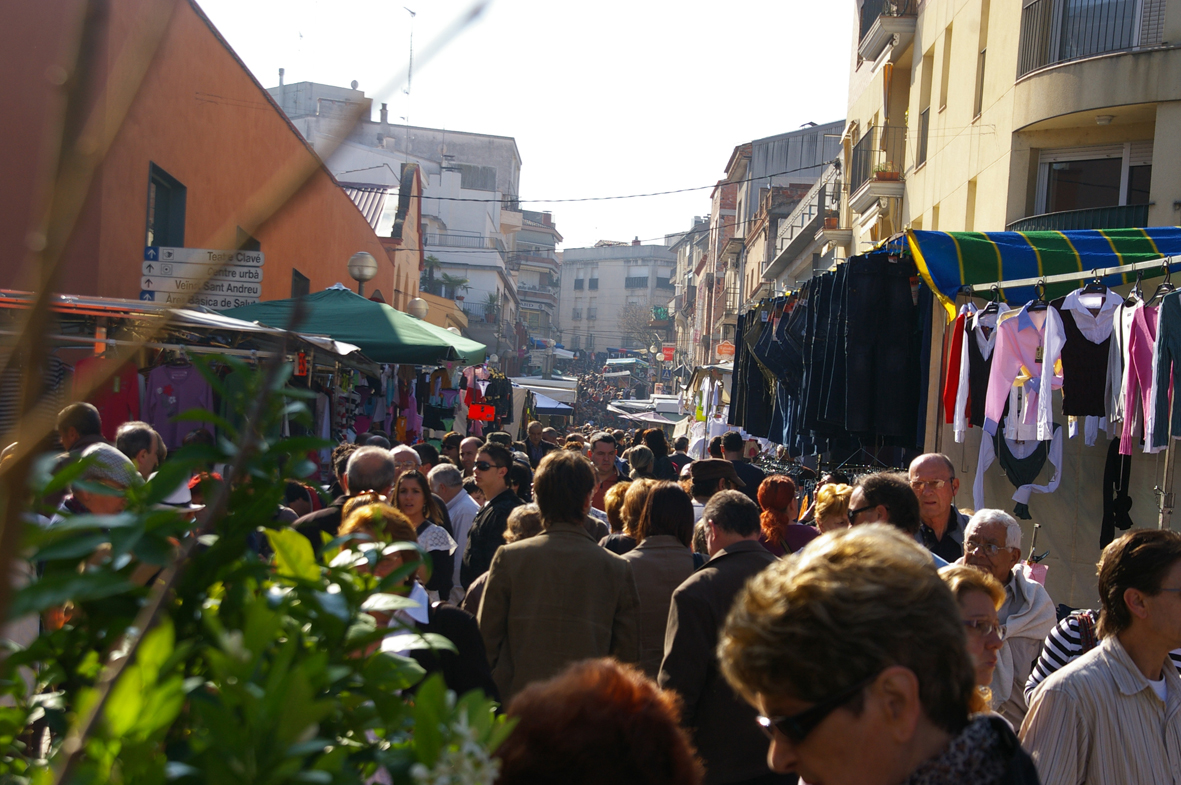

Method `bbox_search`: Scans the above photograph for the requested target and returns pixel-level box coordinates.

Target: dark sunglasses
[474,461,501,472]
[756,673,878,744]
[846,504,876,523]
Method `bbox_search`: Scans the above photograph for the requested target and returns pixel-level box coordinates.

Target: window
[291,269,310,298]
[917,50,934,166]
[588,278,599,289]
[965,179,978,232]
[973,0,990,118]
[571,334,581,350]
[625,276,649,289]
[1037,143,1153,213]
[585,333,595,350]
[146,163,186,247]
[574,279,584,290]
[938,25,953,110]
[572,309,582,321]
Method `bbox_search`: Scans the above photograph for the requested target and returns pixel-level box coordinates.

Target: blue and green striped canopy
[908,227,1181,321]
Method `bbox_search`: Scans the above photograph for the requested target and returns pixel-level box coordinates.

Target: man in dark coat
[513,420,556,468]
[659,490,789,785]
[294,446,395,554]
[722,431,765,502]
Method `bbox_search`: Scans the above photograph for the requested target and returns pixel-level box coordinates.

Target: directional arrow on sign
[145,263,154,273]
[143,278,154,288]
[145,247,158,259]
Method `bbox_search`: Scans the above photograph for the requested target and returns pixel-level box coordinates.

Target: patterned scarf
[901,716,1007,785]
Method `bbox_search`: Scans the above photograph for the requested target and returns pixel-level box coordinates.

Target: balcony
[1006,203,1149,231]
[518,285,558,308]
[1018,0,1165,78]
[849,125,907,214]
[858,0,917,62]
[625,276,650,289]
[508,252,559,275]
[426,232,487,249]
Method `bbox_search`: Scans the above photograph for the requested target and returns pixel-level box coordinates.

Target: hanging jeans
[845,255,920,439]
[820,263,849,430]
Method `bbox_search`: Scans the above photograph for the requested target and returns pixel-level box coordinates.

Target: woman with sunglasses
[940,565,1006,715]
[393,470,457,603]
[719,524,1038,785]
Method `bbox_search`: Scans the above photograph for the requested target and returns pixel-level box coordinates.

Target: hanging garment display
[983,303,1064,441]
[1120,302,1160,455]
[953,304,1010,443]
[145,362,214,450]
[1051,289,1123,445]
[973,422,1063,520]
[73,355,138,441]
[1151,289,1181,450]
[1100,437,1133,548]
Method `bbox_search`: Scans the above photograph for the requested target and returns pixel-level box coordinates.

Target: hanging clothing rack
[965,255,1181,293]
[958,255,1178,531]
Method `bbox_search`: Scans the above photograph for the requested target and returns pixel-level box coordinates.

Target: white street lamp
[407,297,428,320]
[347,252,378,296]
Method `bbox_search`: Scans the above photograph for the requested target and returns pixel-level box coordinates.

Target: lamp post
[347,252,378,296]
[407,297,428,320]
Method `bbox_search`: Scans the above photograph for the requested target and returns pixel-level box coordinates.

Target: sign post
[140,247,264,308]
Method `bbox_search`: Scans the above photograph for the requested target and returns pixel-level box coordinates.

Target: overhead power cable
[338,157,840,204]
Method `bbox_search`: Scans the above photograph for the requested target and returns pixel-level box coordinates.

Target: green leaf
[9,571,136,617]
[312,591,349,622]
[412,674,447,766]
[380,633,457,655]
[360,593,422,612]
[266,528,319,582]
[31,532,110,562]
[42,512,139,532]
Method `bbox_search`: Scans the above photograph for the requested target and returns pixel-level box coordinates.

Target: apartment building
[559,240,676,355]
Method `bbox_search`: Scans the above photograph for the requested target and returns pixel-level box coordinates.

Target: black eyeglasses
[846,504,876,523]
[756,673,878,744]
[474,461,501,472]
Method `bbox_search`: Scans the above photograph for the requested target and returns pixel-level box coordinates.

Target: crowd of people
[573,371,630,429]
[20,400,1181,785]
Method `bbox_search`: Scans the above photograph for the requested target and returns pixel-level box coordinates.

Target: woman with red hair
[756,474,819,557]
[495,658,703,785]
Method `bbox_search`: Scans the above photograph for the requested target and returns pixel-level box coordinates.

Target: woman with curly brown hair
[756,474,819,557]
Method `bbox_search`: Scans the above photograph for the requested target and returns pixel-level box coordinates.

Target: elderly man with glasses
[908,453,967,563]
[963,509,1056,728]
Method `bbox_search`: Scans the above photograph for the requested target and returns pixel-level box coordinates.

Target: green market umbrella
[221,287,484,365]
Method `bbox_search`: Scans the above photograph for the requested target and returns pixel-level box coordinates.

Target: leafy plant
[0,357,509,784]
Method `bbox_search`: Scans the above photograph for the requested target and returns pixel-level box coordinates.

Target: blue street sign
[139,290,156,301]
[144,246,159,260]
[661,368,671,381]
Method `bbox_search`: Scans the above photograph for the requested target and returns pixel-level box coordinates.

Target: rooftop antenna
[403,7,415,152]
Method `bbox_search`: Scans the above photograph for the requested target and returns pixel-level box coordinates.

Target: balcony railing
[860,0,916,41]
[519,286,558,306]
[1018,0,1166,78]
[624,276,649,289]
[1006,203,1150,231]
[850,125,907,195]
[655,278,675,289]
[508,252,558,272]
[426,232,487,249]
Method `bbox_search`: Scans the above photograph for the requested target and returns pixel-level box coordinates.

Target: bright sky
[198,0,854,250]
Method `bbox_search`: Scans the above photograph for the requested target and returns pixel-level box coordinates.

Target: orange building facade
[2,0,420,308]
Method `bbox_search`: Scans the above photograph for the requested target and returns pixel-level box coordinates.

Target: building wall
[558,244,676,353]
[2,0,409,306]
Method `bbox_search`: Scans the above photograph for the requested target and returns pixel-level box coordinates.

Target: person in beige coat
[478,449,640,702]
[621,481,697,679]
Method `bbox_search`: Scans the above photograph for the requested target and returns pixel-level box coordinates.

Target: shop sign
[716,340,736,358]
[662,343,675,362]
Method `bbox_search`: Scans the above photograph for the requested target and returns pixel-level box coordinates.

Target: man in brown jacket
[478,449,641,702]
[659,490,791,785]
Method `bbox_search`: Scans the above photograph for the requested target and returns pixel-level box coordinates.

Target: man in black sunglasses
[719,524,1038,785]
[460,444,523,588]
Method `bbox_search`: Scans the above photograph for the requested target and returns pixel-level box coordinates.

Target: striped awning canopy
[907,227,1181,320]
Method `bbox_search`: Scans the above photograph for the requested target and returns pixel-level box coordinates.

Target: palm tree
[439,273,470,300]
[421,255,442,295]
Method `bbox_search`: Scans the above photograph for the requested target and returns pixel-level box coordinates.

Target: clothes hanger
[1147,262,1175,306]
[1126,270,1145,306]
[980,285,1003,316]
[1027,279,1049,312]
[1078,268,1110,309]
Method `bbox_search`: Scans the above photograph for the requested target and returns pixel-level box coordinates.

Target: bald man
[908,453,966,562]
[460,436,484,478]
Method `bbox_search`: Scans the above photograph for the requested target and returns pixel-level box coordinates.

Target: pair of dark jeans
[844,255,920,438]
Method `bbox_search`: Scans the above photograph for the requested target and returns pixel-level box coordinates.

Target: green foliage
[0,357,508,783]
